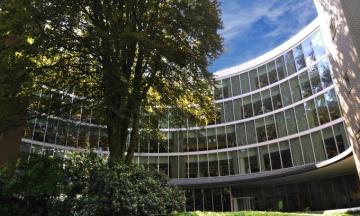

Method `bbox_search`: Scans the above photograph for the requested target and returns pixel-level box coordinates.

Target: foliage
[1,0,224,162]
[0,153,184,216]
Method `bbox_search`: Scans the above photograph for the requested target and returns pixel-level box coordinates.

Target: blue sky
[209,0,317,72]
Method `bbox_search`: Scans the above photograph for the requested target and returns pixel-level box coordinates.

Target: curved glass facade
[20,26,360,212]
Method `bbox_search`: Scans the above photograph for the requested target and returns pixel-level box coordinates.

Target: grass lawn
[174,211,352,216]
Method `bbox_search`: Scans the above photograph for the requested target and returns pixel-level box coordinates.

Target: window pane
[285,108,298,135]
[231,75,241,96]
[276,56,287,79]
[290,138,304,166]
[222,78,232,98]
[208,154,219,176]
[271,86,282,110]
[261,89,273,113]
[305,99,319,128]
[279,141,293,168]
[217,103,225,124]
[275,112,287,138]
[214,81,223,100]
[235,123,247,146]
[289,76,302,102]
[224,101,234,122]
[188,131,197,151]
[243,96,253,118]
[325,89,341,120]
[318,59,333,88]
[265,115,277,140]
[299,70,312,98]
[259,146,271,171]
[267,61,278,84]
[240,72,250,94]
[293,44,306,71]
[322,127,338,158]
[207,128,217,150]
[217,127,227,149]
[315,94,330,125]
[311,131,327,161]
[218,152,229,176]
[247,148,259,173]
[312,30,326,60]
[256,118,267,142]
[226,125,236,148]
[309,66,322,94]
[285,50,297,75]
[280,81,293,106]
[295,104,308,132]
[249,69,259,91]
[233,98,243,120]
[199,155,208,177]
[198,129,207,151]
[252,93,263,115]
[258,65,269,88]
[302,36,316,66]
[333,123,349,153]
[269,143,281,170]
[246,120,257,144]
[240,149,250,173]
[300,135,315,164]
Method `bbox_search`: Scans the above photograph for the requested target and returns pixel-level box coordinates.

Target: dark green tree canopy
[0,0,223,162]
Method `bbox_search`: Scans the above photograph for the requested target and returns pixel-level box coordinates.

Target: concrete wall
[314,0,360,177]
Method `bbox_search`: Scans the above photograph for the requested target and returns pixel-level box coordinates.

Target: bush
[0,153,184,216]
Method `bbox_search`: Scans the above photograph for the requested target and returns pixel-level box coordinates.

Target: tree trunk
[125,105,140,164]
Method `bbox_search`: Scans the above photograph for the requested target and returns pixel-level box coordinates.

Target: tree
[1,0,223,163]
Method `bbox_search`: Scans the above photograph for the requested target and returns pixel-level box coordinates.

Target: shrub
[0,153,184,216]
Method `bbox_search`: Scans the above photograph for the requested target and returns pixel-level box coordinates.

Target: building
[18,0,360,212]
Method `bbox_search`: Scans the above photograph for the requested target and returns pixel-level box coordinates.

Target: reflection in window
[300,135,315,164]
[240,72,250,94]
[267,61,278,83]
[318,59,333,88]
[285,108,298,135]
[312,30,326,60]
[252,93,263,115]
[289,76,302,102]
[249,69,259,91]
[222,78,231,98]
[188,131,198,151]
[269,143,281,170]
[226,125,236,147]
[279,141,293,168]
[322,128,338,158]
[236,123,247,146]
[265,115,277,140]
[299,71,312,98]
[290,138,304,166]
[233,98,243,120]
[271,86,283,109]
[214,81,223,100]
[285,50,297,75]
[312,131,326,161]
[259,145,271,171]
[246,121,257,144]
[325,89,341,120]
[295,104,308,132]
[309,66,322,94]
[217,103,225,124]
[276,56,287,80]
[305,99,319,128]
[275,112,287,138]
[315,95,330,124]
[243,96,253,118]
[198,130,207,151]
[293,45,306,71]
[280,81,293,106]
[207,128,217,150]
[256,118,267,142]
[231,75,241,96]
[302,36,316,66]
[258,65,269,88]
[224,101,234,122]
[262,89,273,113]
[333,123,349,153]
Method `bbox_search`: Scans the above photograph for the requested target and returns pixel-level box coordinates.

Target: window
[279,141,293,168]
[265,115,277,140]
[188,131,198,151]
[295,104,308,132]
[243,96,253,118]
[315,95,330,124]
[325,89,341,120]
[311,30,326,59]
[333,123,349,153]
[267,61,278,83]
[280,81,293,106]
[318,59,333,88]
[218,152,229,176]
[259,146,271,171]
[224,101,234,122]
[226,125,236,147]
[311,131,327,161]
[229,151,240,175]
[247,148,259,173]
[199,155,208,177]
[300,135,315,164]
[271,85,283,109]
[222,78,232,98]
[309,66,322,94]
[276,56,287,79]
[258,65,269,88]
[285,108,298,135]
[275,112,287,138]
[207,128,217,150]
[305,99,319,128]
[233,98,243,120]
[261,89,273,113]
[289,76,302,102]
[285,50,297,75]
[299,70,312,98]
[293,45,306,71]
[302,36,316,66]
[252,93,263,115]
[322,127,338,158]
[269,143,282,170]
[214,81,223,100]
[256,118,267,142]
[290,138,304,166]
[240,149,251,173]
[231,75,241,96]
[187,156,198,177]
[198,129,207,151]
[216,103,225,124]
[240,72,250,94]
[235,123,247,146]
[208,154,219,176]
[249,69,259,91]
[246,120,257,144]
